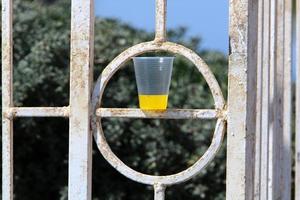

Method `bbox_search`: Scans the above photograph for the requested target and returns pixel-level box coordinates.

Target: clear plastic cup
[133,57,174,110]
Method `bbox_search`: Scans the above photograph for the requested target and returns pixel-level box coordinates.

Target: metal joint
[3,109,15,120]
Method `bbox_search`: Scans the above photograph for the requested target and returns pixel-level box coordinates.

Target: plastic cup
[133,57,174,110]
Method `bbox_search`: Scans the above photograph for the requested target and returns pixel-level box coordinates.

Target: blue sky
[95,0,229,53]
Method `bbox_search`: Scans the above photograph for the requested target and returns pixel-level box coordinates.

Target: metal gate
[2,0,299,199]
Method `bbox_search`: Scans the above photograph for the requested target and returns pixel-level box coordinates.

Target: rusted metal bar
[154,184,166,200]
[96,108,223,120]
[69,0,94,199]
[7,107,70,118]
[296,0,300,198]
[2,0,14,199]
[155,0,167,42]
[227,0,258,199]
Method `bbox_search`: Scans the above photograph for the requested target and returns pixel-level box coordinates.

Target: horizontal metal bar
[96,108,224,120]
[6,107,70,118]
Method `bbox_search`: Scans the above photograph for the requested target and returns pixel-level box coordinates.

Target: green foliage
[1,0,228,199]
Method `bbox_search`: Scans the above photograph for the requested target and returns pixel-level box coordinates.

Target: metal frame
[227,0,258,199]
[1,0,94,199]
[2,0,296,199]
[2,0,14,198]
[90,1,226,198]
[91,43,226,199]
[68,0,94,199]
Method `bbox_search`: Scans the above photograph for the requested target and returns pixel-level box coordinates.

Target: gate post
[227,0,258,199]
[69,0,94,199]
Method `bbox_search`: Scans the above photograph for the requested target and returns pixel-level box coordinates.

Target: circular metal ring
[91,41,226,186]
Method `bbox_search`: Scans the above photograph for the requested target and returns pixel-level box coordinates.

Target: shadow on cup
[133,57,174,110]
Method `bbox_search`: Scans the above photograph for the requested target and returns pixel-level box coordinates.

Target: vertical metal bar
[260,0,271,199]
[296,0,300,198]
[227,0,258,199]
[256,0,292,198]
[2,0,14,199]
[254,0,264,198]
[69,0,94,199]
[154,184,166,200]
[268,0,276,198]
[254,1,264,200]
[282,0,292,198]
[155,0,167,42]
[270,0,291,198]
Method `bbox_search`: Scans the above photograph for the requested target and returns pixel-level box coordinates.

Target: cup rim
[133,56,175,60]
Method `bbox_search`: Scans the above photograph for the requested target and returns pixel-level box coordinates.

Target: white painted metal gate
[2,0,299,199]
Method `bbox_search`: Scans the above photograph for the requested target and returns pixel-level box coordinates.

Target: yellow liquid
[138,95,168,110]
